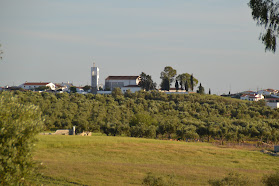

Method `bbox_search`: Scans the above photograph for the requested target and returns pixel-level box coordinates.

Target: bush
[0,92,44,185]
[262,171,279,186]
[208,172,249,186]
[142,172,177,186]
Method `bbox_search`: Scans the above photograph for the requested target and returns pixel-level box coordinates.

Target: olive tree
[0,92,44,185]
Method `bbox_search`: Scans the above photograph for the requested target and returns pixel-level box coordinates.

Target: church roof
[105,76,140,80]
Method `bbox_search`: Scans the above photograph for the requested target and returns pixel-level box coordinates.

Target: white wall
[266,102,279,109]
[121,87,141,93]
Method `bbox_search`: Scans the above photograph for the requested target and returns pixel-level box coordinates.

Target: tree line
[2,90,279,145]
[139,66,205,93]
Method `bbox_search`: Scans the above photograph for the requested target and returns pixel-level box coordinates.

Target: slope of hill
[34,135,279,185]
[2,91,279,143]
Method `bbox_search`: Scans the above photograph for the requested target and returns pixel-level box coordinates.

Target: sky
[0,0,278,94]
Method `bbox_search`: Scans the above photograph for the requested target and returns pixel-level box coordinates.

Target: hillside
[34,135,279,185]
[2,91,279,144]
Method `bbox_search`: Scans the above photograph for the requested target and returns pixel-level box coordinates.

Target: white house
[19,82,56,90]
[258,90,271,96]
[240,94,264,101]
[258,89,279,96]
[105,76,141,90]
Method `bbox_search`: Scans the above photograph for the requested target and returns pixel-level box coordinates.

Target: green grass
[33,135,279,185]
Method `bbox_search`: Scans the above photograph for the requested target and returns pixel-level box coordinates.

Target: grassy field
[33,135,279,185]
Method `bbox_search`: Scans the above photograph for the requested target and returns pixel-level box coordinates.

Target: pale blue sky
[0,0,278,94]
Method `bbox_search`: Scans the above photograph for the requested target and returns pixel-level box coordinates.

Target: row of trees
[160,66,199,91]
[139,66,202,92]
[2,90,279,144]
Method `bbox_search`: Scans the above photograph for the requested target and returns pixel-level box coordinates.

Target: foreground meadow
[34,135,278,185]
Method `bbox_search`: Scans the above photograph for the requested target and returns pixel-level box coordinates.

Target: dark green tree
[198,83,205,94]
[70,86,77,93]
[176,73,188,90]
[160,66,177,90]
[83,85,91,92]
[176,73,198,91]
[139,72,157,91]
[185,80,189,92]
[190,74,194,91]
[248,0,279,53]
[175,80,179,91]
[160,78,170,91]
[209,88,211,95]
[0,92,44,184]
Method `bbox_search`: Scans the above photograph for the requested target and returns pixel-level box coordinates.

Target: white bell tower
[91,62,99,94]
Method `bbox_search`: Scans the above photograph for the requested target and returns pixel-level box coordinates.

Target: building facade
[105,76,140,90]
[19,82,55,90]
[240,94,264,101]
[266,102,279,109]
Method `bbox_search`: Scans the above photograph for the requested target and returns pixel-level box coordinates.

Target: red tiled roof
[23,82,51,86]
[105,76,140,80]
[241,94,262,98]
[265,89,278,93]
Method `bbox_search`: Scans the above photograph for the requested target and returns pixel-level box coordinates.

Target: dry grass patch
[34,135,279,185]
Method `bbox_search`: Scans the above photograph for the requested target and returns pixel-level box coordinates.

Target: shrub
[262,171,279,186]
[208,172,249,186]
[142,172,177,186]
[0,92,44,185]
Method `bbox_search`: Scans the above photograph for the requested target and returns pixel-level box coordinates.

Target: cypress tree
[185,80,189,92]
[190,74,194,91]
[198,83,205,94]
[175,80,179,91]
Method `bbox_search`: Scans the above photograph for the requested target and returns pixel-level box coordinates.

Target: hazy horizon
[0,0,278,95]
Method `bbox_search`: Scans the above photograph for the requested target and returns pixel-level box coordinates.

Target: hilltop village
[1,64,279,109]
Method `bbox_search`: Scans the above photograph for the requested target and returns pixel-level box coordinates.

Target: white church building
[105,76,140,90]
[91,64,141,94]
